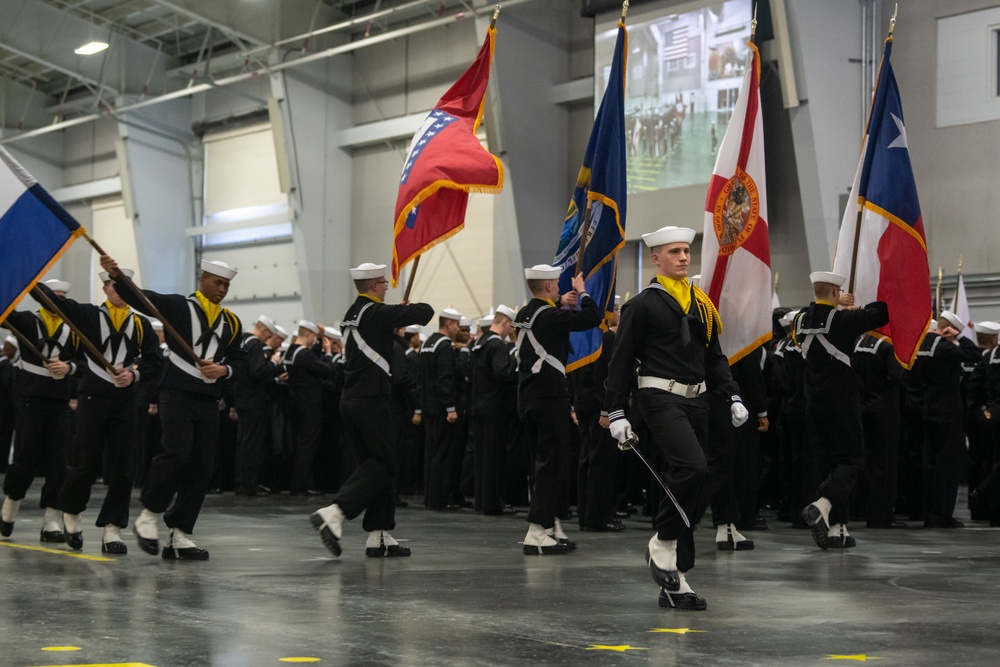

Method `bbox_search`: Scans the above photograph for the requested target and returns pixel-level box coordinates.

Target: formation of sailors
[1,233,999,613]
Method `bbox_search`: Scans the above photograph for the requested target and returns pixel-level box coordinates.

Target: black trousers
[235,407,271,489]
[707,394,739,526]
[576,412,617,528]
[472,408,507,514]
[290,394,323,493]
[0,401,14,472]
[638,391,710,573]
[423,408,454,509]
[333,394,397,531]
[56,393,135,527]
[3,396,69,508]
[922,413,964,525]
[806,402,864,526]
[732,423,762,531]
[519,394,571,529]
[779,406,811,521]
[141,389,219,534]
[863,408,900,526]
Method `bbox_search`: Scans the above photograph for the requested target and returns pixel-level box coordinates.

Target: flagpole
[576,0,628,279]
[849,5,896,295]
[2,321,46,362]
[403,255,421,303]
[953,254,963,310]
[750,3,757,43]
[81,230,206,368]
[30,286,119,376]
[935,266,942,316]
[489,3,501,29]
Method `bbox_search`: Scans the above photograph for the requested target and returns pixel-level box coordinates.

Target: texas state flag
[833,37,931,369]
[0,147,83,322]
[391,26,504,286]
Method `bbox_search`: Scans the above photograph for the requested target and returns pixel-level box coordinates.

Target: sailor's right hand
[99,254,119,276]
[609,418,633,444]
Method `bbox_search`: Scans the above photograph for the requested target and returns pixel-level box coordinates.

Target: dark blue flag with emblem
[552,20,627,372]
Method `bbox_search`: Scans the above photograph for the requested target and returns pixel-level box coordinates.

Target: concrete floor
[1,489,999,667]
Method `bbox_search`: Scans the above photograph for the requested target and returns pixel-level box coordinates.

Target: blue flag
[552,21,627,372]
[0,147,83,322]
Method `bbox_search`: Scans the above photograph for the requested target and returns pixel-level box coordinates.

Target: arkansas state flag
[700,41,771,363]
[0,146,83,322]
[832,37,930,369]
[391,27,504,285]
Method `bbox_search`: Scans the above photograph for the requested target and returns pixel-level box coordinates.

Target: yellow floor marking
[648,628,705,634]
[40,646,81,651]
[279,659,321,663]
[825,656,882,662]
[0,541,113,562]
[585,645,647,652]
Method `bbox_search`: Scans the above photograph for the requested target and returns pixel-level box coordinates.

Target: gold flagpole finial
[773,271,779,289]
[889,3,897,37]
[621,0,629,21]
[624,291,630,302]
[490,4,501,29]
[958,255,963,273]
[750,3,758,42]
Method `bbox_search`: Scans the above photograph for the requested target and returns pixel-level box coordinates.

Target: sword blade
[623,434,691,529]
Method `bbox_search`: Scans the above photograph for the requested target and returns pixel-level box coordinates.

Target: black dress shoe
[867,520,907,529]
[65,532,84,550]
[658,589,707,611]
[557,537,577,552]
[827,534,856,548]
[102,541,127,555]
[801,505,829,550]
[0,520,12,537]
[717,535,754,551]
[501,505,518,515]
[443,504,461,511]
[134,521,160,556]
[40,529,65,543]
[395,498,409,508]
[645,548,680,591]
[584,521,627,533]
[162,545,210,560]
[924,517,965,528]
[522,542,569,555]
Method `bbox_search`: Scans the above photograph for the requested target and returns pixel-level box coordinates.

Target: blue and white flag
[0,147,83,322]
[552,20,627,372]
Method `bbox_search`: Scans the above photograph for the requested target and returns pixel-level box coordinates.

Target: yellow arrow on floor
[0,541,113,562]
[586,645,647,652]
[825,655,882,662]
[649,628,705,634]
[26,663,156,667]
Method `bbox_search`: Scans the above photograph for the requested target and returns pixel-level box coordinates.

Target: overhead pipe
[0,0,532,146]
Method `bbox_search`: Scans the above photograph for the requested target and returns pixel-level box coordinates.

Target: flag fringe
[0,226,85,323]
[726,330,772,364]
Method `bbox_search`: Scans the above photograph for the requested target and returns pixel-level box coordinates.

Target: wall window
[936,7,1000,127]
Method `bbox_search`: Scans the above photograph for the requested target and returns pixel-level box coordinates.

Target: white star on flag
[887,113,907,150]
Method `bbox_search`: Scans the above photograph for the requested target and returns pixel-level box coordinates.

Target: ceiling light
[74,41,109,56]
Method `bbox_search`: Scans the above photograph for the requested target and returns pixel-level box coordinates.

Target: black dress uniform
[796,299,888,542]
[420,330,458,509]
[971,345,1000,524]
[774,330,811,525]
[516,292,602,535]
[605,279,739,575]
[912,329,983,526]
[233,332,280,494]
[574,328,620,530]
[852,333,903,527]
[471,327,516,515]
[113,278,247,539]
[283,337,335,494]
[38,283,163,545]
[0,347,15,473]
[1,308,83,532]
[320,295,433,539]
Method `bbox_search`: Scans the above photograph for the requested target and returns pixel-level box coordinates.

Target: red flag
[391,27,504,286]
[700,42,771,363]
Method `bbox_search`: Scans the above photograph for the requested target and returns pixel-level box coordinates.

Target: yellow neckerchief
[815,299,836,307]
[193,291,222,327]
[104,302,131,331]
[542,298,557,308]
[359,292,383,304]
[656,275,691,313]
[38,308,63,338]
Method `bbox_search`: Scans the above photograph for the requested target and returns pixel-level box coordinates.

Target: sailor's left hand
[730,401,749,428]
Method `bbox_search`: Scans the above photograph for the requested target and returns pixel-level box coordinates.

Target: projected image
[595,0,752,194]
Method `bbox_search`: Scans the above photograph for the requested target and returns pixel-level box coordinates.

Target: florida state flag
[700,41,771,363]
[391,27,504,285]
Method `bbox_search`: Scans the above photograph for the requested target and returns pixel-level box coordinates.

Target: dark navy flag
[833,38,931,368]
[0,147,83,322]
[552,20,627,372]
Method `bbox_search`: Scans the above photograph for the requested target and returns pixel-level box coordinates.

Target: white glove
[730,400,749,428]
[609,418,634,444]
